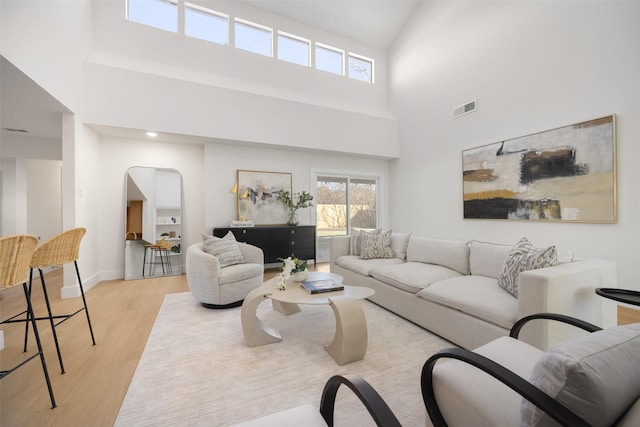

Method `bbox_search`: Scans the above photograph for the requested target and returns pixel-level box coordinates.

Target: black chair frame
[319,374,402,427]
[421,313,602,427]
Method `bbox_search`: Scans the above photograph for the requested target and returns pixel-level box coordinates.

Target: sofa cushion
[498,237,557,298]
[416,276,518,329]
[406,236,470,275]
[350,228,381,256]
[360,230,395,259]
[370,262,463,293]
[390,232,411,261]
[521,323,640,427]
[433,336,545,427]
[469,240,512,279]
[202,232,245,268]
[334,255,404,276]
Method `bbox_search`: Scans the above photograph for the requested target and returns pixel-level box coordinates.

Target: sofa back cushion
[469,240,513,279]
[521,323,640,427]
[390,232,411,261]
[406,236,470,275]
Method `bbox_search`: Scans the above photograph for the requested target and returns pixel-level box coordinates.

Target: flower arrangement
[280,256,308,276]
[275,256,308,290]
[277,189,314,226]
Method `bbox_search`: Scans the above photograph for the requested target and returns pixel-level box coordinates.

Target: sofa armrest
[186,243,221,287]
[238,242,264,265]
[330,236,351,265]
[517,258,617,350]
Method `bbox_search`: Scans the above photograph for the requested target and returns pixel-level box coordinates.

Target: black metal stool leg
[23,269,34,353]
[23,282,57,408]
[74,261,96,346]
[38,268,65,374]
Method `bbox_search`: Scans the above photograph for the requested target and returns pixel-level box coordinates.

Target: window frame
[277,31,311,67]
[347,52,375,83]
[184,2,229,46]
[315,42,345,76]
[314,172,380,237]
[234,17,274,57]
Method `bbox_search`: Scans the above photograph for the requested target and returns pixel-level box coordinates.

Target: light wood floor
[0,265,310,426]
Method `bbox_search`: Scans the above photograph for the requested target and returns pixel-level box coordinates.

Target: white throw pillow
[498,237,557,298]
[202,232,245,268]
[360,230,395,260]
[521,323,640,427]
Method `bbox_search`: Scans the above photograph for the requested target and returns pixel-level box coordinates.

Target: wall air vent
[453,99,477,119]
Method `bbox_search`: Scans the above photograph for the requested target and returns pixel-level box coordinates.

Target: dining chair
[24,227,96,374]
[0,234,56,408]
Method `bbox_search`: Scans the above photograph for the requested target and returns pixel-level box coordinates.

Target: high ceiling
[0,1,420,144]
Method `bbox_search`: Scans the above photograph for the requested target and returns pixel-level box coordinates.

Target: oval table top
[265,271,375,305]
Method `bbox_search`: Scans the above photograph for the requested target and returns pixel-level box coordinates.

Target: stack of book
[301,279,344,294]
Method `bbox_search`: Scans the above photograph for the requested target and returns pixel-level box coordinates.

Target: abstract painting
[237,170,292,225]
[462,115,616,223]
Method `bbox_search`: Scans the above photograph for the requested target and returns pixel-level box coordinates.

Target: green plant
[277,189,314,214]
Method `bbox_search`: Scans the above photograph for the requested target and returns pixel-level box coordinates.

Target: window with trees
[316,175,378,237]
[348,53,374,83]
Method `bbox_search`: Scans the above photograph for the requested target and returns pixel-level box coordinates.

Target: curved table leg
[241,287,282,347]
[325,295,368,365]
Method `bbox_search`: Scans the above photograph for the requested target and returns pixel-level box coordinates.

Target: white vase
[292,269,308,282]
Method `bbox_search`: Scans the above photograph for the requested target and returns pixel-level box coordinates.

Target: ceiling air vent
[453,99,477,119]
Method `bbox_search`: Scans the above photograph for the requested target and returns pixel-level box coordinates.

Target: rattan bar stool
[0,234,56,408]
[24,227,96,374]
[143,238,169,276]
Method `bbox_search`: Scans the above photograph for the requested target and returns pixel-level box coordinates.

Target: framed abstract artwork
[236,170,292,225]
[462,115,616,223]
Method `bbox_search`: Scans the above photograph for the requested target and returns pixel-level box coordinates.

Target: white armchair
[186,241,264,308]
[422,314,640,427]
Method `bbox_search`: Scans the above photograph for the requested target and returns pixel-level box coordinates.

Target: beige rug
[115,292,453,426]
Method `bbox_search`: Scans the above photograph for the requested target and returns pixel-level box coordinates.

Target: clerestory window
[126,0,178,33]
[185,3,228,45]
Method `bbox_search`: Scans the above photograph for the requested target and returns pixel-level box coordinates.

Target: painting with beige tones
[463,115,616,223]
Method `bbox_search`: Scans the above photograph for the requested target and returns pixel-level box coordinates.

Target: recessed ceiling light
[146,131,158,137]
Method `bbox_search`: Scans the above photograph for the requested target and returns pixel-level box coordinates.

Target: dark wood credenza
[213,225,316,266]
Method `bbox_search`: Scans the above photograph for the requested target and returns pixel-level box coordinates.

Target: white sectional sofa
[330,233,617,350]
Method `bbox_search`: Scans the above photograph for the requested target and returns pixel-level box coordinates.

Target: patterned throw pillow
[498,237,557,298]
[202,232,245,268]
[360,230,395,260]
[350,228,381,256]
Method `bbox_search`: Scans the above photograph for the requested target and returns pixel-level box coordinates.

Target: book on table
[301,279,344,294]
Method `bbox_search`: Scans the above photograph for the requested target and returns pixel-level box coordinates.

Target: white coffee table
[240,272,375,365]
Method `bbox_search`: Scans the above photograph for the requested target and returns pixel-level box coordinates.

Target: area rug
[115,292,454,426]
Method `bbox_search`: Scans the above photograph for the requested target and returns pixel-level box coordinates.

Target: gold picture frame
[462,115,617,223]
[236,170,292,225]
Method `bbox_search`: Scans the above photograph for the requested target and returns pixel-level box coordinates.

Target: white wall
[204,142,391,232]
[26,159,61,242]
[85,0,399,158]
[390,1,640,289]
